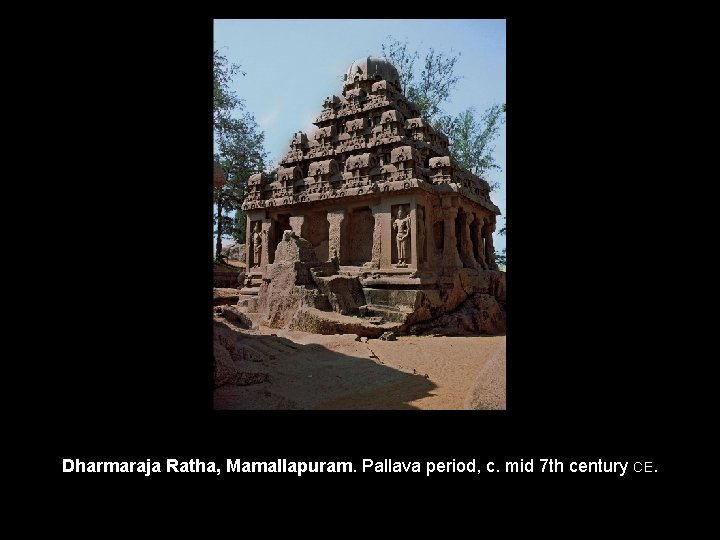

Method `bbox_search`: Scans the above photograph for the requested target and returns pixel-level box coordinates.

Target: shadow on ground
[214,321,436,410]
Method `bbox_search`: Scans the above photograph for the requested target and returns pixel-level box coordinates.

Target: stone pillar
[472,216,488,270]
[415,206,427,268]
[246,214,253,268]
[260,219,273,273]
[409,203,418,269]
[459,210,480,269]
[482,219,498,271]
[370,206,383,269]
[442,206,463,271]
[327,210,345,264]
[428,205,443,270]
[289,215,305,238]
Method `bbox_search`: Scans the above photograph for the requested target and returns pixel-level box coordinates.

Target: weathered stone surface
[215,324,267,363]
[408,293,506,336]
[327,210,345,263]
[262,232,324,329]
[221,242,245,260]
[213,265,241,288]
[231,243,246,261]
[290,307,399,338]
[379,331,397,341]
[314,274,365,315]
[213,341,236,387]
[213,325,269,387]
[264,268,304,328]
[403,290,444,326]
[275,230,318,263]
[370,208,383,268]
[220,305,253,328]
[214,288,240,306]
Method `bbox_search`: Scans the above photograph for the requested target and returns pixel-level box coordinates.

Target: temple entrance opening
[341,206,374,266]
[270,214,290,263]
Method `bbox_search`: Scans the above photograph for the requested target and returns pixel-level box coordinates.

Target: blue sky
[214,19,506,253]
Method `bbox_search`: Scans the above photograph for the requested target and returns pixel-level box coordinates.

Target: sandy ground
[214,318,505,410]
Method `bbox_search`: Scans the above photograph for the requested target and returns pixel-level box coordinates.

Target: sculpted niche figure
[252,222,262,268]
[393,206,411,266]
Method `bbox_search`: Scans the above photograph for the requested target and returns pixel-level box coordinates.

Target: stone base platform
[291,307,401,338]
[233,233,506,336]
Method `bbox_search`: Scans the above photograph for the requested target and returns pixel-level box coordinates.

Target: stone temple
[238,56,505,336]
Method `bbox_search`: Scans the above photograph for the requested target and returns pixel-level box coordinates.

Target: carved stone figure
[393,206,410,266]
[252,222,262,268]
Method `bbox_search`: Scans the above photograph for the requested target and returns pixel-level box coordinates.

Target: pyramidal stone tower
[238,57,505,336]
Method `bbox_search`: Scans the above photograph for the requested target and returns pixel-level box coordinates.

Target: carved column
[459,210,480,269]
[289,215,305,238]
[416,208,426,267]
[472,219,488,270]
[370,206,383,269]
[482,219,498,271]
[246,215,253,268]
[442,206,462,271]
[260,219,273,272]
[408,205,418,269]
[430,204,443,268]
[327,210,345,263]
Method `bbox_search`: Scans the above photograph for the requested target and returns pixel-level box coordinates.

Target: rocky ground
[225,259,245,269]
[213,314,505,410]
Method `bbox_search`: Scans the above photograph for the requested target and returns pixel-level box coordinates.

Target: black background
[43,16,675,482]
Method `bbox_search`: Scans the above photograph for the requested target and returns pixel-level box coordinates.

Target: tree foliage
[439,105,505,189]
[381,39,460,125]
[380,39,418,98]
[496,218,506,268]
[213,50,267,257]
[381,37,505,189]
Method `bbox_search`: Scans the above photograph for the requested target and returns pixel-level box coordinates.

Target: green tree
[214,50,267,259]
[496,217,506,269]
[381,38,505,189]
[439,104,505,190]
[381,39,460,125]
